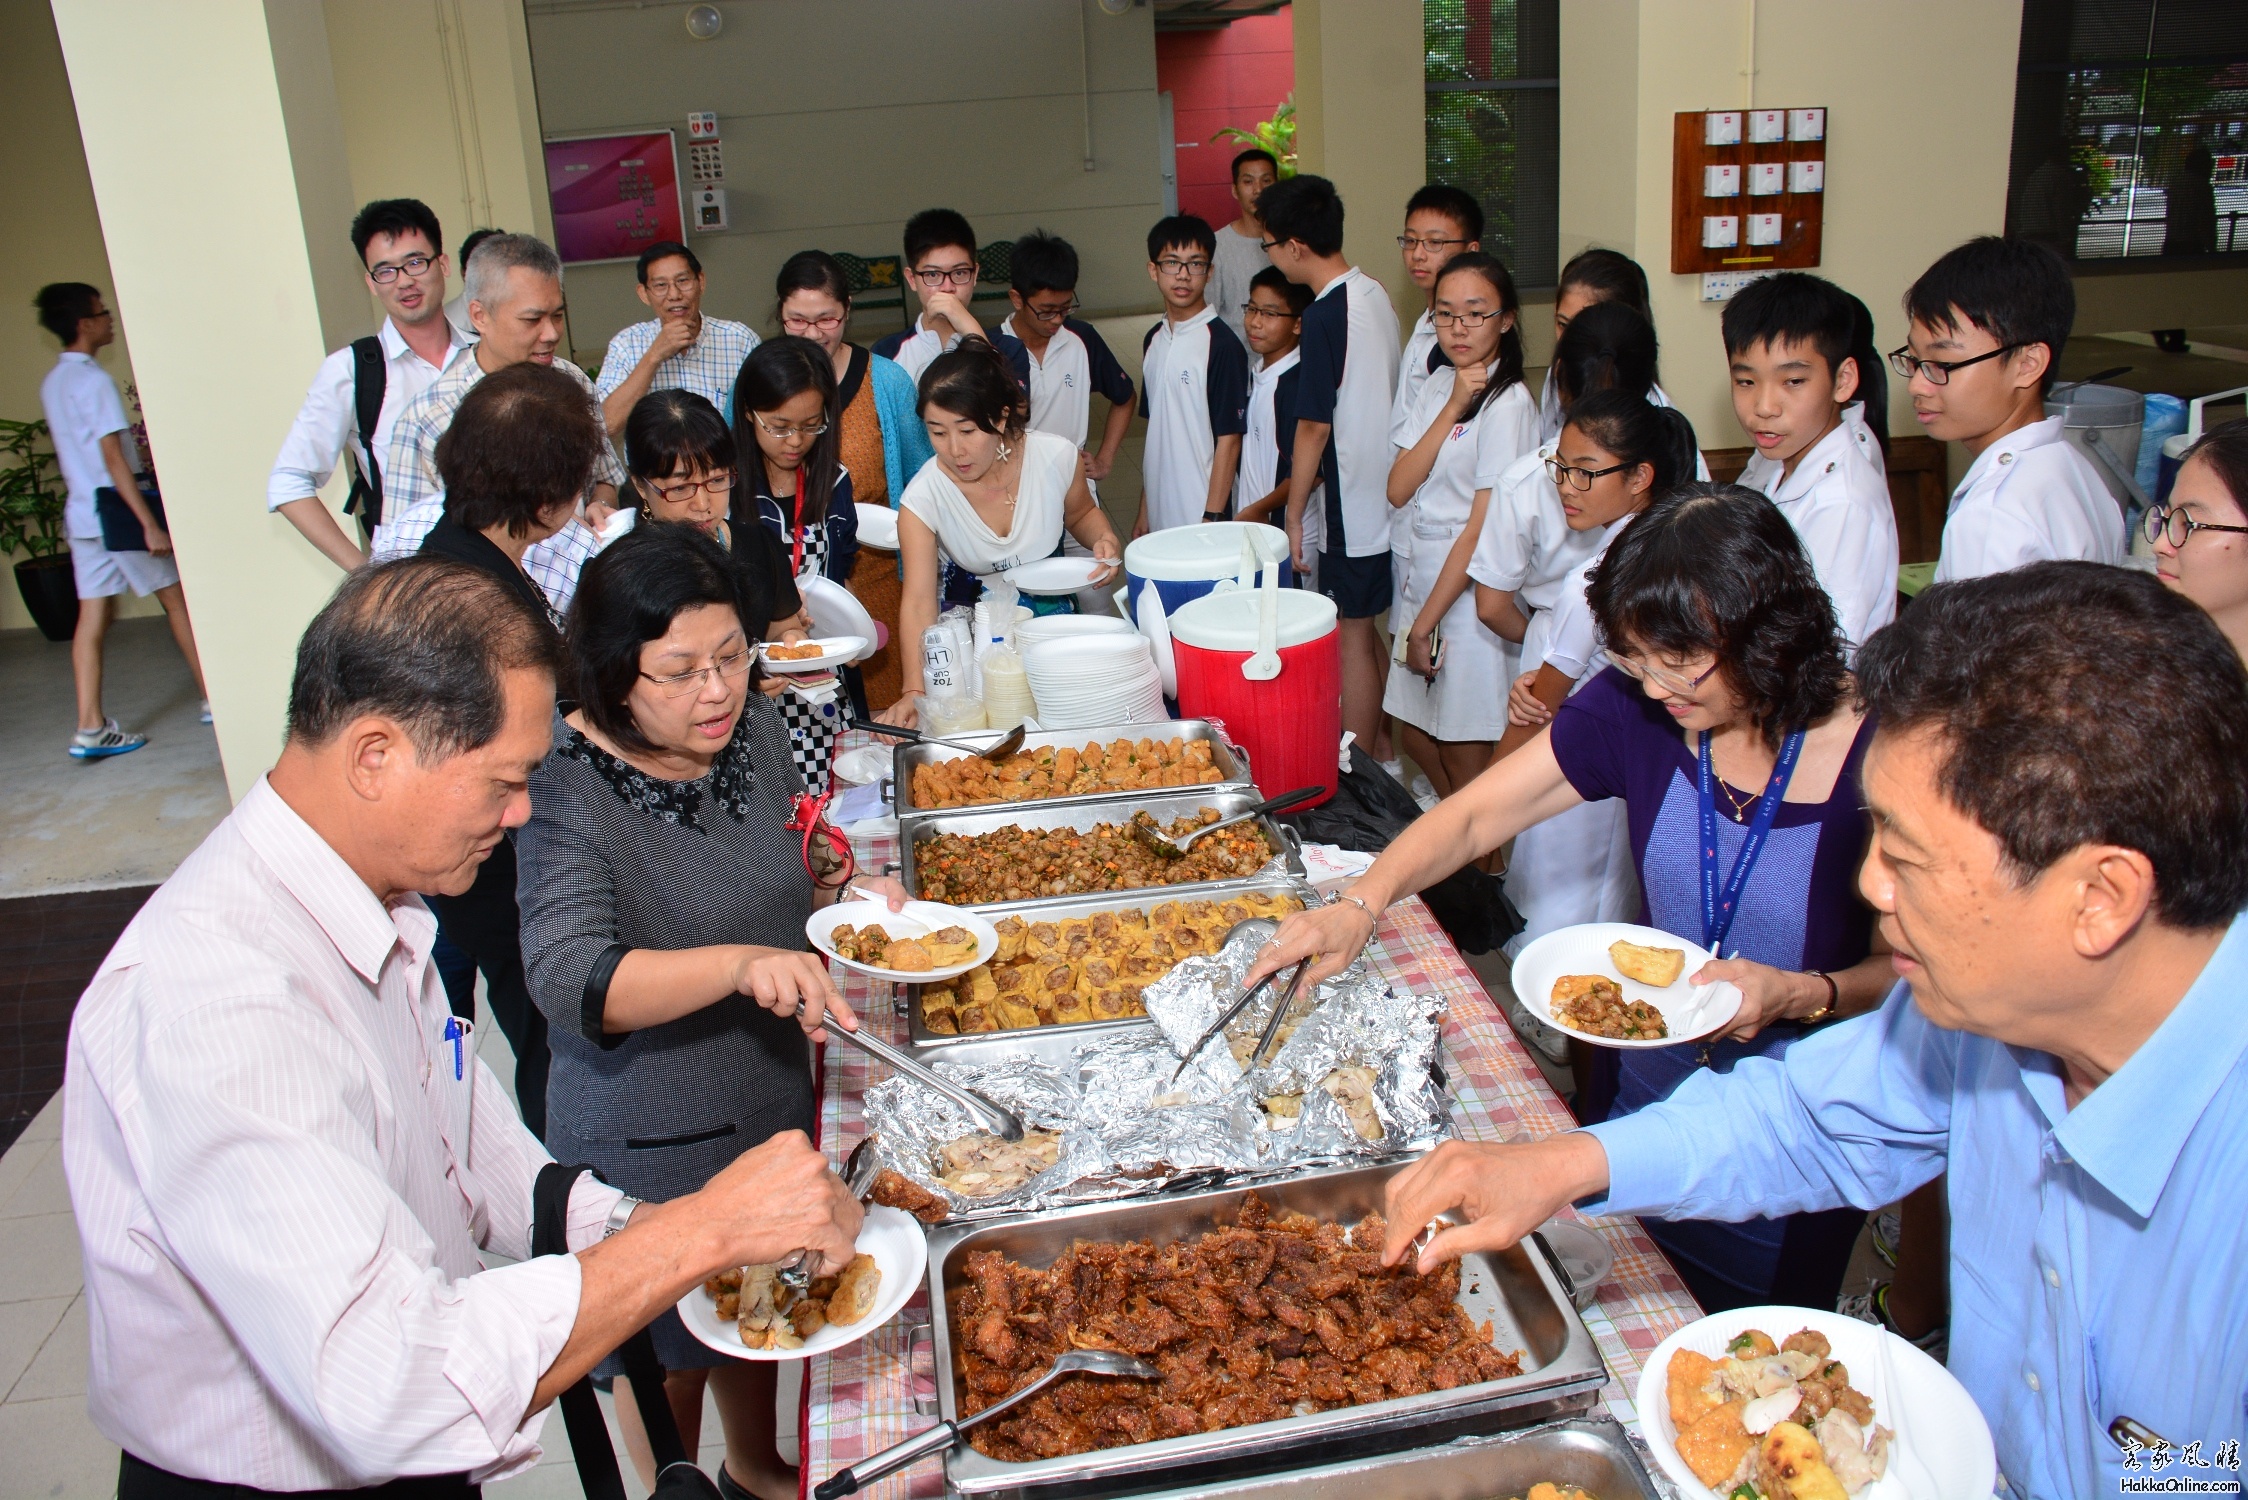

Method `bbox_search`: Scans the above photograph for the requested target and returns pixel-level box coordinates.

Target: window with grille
[1425,0,1559,290]
[2006,0,2248,263]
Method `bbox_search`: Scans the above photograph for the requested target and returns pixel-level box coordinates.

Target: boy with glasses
[999,230,1136,482]
[1899,236,2122,582]
[1234,267,1316,576]
[1211,148,1280,346]
[872,207,1024,384]
[267,199,474,569]
[1391,185,1483,445]
[1137,214,1249,534]
[593,240,758,439]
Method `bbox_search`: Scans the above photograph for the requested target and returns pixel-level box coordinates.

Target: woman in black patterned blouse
[517,522,905,1499]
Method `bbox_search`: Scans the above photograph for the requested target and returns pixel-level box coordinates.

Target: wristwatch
[603,1195,644,1239]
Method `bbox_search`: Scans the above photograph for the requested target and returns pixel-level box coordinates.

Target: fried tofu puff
[1024,921,1065,960]
[991,917,1028,964]
[1114,907,1150,937]
[1050,988,1093,1025]
[1675,1400,1754,1487]
[1666,1347,1728,1431]
[995,997,1043,1030]
[1149,902,1184,931]
[920,985,958,1035]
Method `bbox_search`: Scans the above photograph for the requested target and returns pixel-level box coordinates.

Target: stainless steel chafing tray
[1122,1416,1664,1500]
[892,718,1254,821]
[900,788,1306,913]
[924,1159,1607,1500]
[904,875,1320,1051]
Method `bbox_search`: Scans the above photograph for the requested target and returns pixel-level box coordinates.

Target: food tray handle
[906,1321,938,1416]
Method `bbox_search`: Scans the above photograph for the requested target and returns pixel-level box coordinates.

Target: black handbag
[95,482,167,553]
[532,1164,724,1500]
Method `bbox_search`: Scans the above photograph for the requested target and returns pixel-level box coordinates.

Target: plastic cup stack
[922,692,987,736]
[979,649,1035,731]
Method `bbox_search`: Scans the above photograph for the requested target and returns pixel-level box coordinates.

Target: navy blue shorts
[1316,546,1393,620]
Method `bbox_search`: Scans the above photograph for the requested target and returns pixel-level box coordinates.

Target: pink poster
[543,131,684,264]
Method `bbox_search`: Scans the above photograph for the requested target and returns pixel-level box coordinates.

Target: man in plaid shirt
[372,233,622,613]
[593,241,758,437]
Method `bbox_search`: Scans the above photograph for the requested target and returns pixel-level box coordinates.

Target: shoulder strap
[346,336,387,525]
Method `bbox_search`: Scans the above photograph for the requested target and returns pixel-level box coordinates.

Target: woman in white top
[881,342,1122,728]
[1381,253,1539,794]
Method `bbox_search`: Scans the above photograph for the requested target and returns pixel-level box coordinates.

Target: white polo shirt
[1234,346,1299,514]
[872,316,1027,386]
[1739,402,1900,652]
[267,317,474,514]
[1390,309,1440,446]
[41,352,139,540]
[1294,267,1402,557]
[1139,307,1250,531]
[999,315,1135,451]
[1932,415,2125,583]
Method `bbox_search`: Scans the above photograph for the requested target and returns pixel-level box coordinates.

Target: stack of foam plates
[1023,634,1167,728]
[1014,613,1135,651]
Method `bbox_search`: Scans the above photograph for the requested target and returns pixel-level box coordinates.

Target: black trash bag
[1275,747,1522,955]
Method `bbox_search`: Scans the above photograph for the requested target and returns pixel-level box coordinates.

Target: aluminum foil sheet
[862,924,1448,1218]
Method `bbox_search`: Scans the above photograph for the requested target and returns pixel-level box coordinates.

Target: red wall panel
[1155,7,1295,230]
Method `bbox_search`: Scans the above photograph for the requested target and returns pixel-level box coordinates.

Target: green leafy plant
[0,418,66,562]
[1212,95,1298,178]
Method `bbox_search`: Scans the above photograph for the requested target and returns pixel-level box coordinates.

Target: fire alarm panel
[692,187,728,232]
[1672,107,1827,273]
[687,111,719,141]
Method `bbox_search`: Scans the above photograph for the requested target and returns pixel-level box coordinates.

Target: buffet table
[798,801,1704,1498]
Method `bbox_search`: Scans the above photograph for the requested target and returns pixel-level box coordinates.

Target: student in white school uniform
[36,283,207,759]
[1389,186,1484,452]
[593,240,759,439]
[1261,174,1403,754]
[871,208,1025,385]
[1535,249,1669,444]
[268,200,473,571]
[1209,149,1280,348]
[1381,253,1538,798]
[1898,236,2124,582]
[1723,272,1901,652]
[1234,267,1312,538]
[1136,215,1250,534]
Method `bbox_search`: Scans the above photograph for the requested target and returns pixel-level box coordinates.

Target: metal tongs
[826,1020,1026,1143]
[1167,918,1315,1085]
[814,1348,1160,1498]
[844,716,1028,761]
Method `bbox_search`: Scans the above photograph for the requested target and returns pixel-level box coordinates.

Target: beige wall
[1292,0,1428,330]
[1560,0,2025,450]
[520,0,1168,360]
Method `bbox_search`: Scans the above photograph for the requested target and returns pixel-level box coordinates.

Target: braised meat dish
[910,735,1227,810]
[951,1192,1521,1461]
[915,810,1273,905]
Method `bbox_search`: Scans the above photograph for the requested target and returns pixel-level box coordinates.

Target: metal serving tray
[1122,1416,1663,1500]
[893,718,1254,821]
[924,1159,1607,1500]
[900,788,1306,914]
[904,874,1320,1050]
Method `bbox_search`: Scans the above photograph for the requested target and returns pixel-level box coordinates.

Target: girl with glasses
[2149,419,2248,665]
[1380,251,1536,800]
[518,522,908,1500]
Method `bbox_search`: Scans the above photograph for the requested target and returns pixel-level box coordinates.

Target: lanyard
[1698,728,1805,953]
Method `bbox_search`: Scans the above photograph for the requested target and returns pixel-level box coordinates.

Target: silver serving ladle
[813,1348,1161,1499]
[827,1020,1025,1143]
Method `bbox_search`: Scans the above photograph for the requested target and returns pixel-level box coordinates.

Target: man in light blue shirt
[1380,562,2248,1499]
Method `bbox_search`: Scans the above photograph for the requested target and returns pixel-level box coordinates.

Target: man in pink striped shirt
[64,559,862,1496]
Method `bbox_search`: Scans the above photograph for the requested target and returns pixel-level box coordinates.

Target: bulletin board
[543,130,685,265]
[1670,108,1827,275]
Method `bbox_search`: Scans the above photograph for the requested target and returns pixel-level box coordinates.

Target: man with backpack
[267,199,474,569]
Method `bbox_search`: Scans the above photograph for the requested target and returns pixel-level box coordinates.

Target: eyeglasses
[1396,234,1467,253]
[752,411,829,441]
[369,254,436,284]
[1241,302,1297,322]
[1887,342,2024,385]
[781,311,846,334]
[2145,502,2248,549]
[644,276,701,297]
[1610,652,1721,698]
[1020,299,1079,322]
[640,648,754,698]
[913,264,977,288]
[1431,309,1501,329]
[642,471,736,504]
[1258,238,1283,252]
[1155,258,1212,276]
[1545,455,1629,491]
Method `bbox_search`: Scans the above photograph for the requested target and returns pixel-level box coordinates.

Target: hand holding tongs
[1169,920,1316,1085]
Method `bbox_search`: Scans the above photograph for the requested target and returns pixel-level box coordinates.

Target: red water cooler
[1169,575,1341,808]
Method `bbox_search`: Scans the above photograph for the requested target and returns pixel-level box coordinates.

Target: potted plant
[1211,95,1298,178]
[0,417,76,641]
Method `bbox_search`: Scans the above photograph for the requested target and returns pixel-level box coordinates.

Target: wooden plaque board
[1670,108,1826,275]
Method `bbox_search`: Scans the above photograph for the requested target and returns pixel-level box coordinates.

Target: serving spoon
[1131,784,1322,859]
[814,1348,1161,1498]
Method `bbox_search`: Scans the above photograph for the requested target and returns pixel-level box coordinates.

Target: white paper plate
[799,575,878,659]
[854,502,899,551]
[1136,583,1178,699]
[1002,556,1108,594]
[807,898,999,982]
[675,1207,928,1363]
[1015,614,1134,648]
[759,636,868,674]
[830,745,892,785]
[1509,921,1742,1048]
[1636,1305,1994,1500]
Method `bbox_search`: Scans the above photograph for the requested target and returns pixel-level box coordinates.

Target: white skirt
[1382,523,1517,741]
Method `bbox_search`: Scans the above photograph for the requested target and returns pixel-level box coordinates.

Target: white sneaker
[199,699,214,724]
[70,719,148,760]
[1503,991,1574,1066]
[1409,775,1440,812]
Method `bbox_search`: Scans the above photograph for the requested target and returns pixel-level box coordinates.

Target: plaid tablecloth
[797,813,1701,1498]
